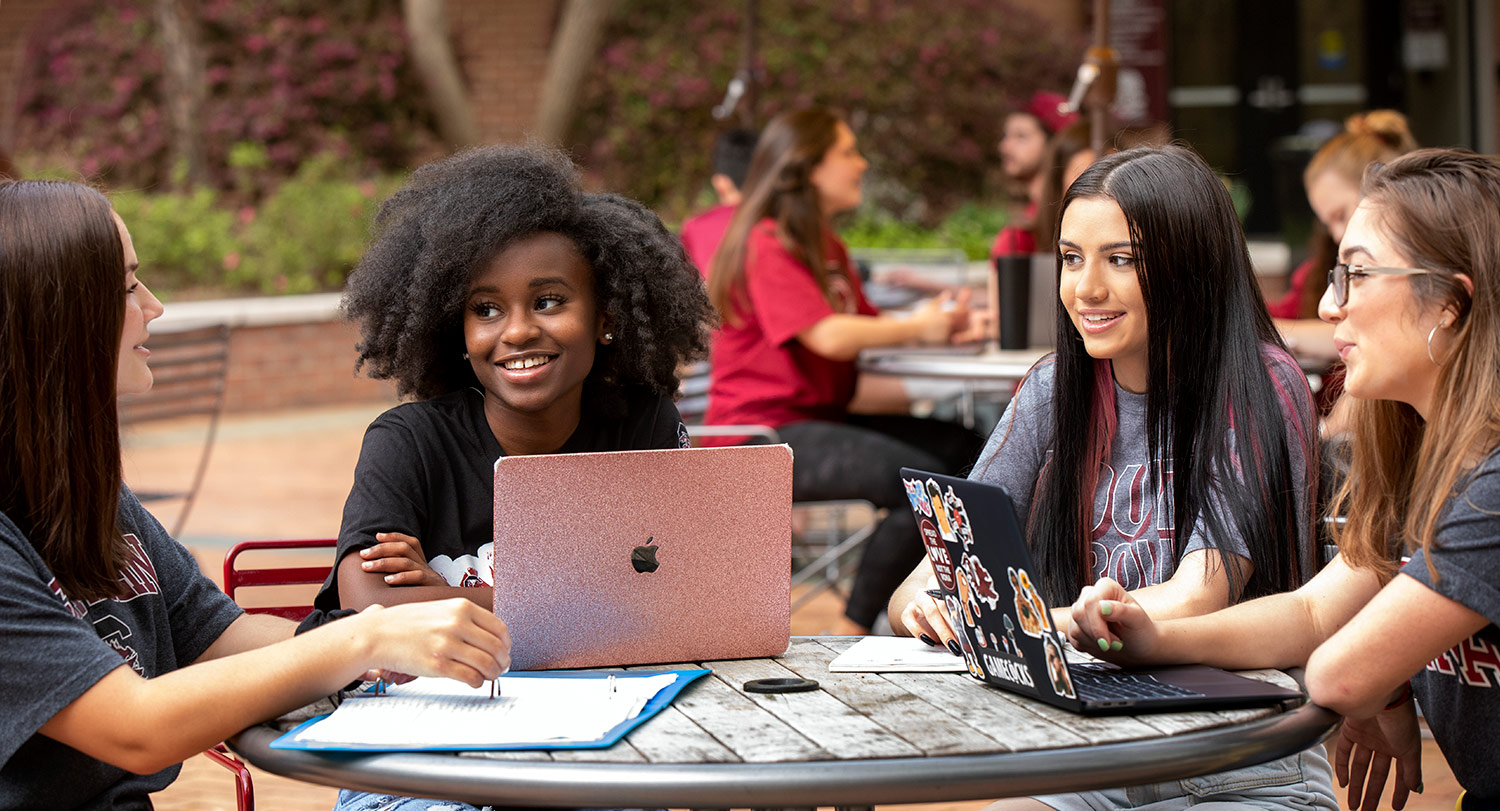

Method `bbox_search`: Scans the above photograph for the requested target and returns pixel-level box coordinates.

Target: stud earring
[463,352,469,360]
[603,332,614,343]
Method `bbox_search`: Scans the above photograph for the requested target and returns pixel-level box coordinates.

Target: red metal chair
[222,538,337,621]
[210,538,337,810]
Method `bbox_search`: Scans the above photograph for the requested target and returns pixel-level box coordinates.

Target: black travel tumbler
[994,254,1031,350]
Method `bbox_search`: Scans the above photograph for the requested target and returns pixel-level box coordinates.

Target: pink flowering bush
[15,0,435,196]
[575,0,1082,220]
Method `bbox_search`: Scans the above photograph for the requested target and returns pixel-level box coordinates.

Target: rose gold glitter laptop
[492,444,793,670]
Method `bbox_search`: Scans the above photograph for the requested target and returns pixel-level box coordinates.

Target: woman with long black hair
[890,145,1334,808]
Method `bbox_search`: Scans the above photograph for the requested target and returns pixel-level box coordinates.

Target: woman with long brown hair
[1071,149,1500,808]
[0,179,510,808]
[707,107,982,634]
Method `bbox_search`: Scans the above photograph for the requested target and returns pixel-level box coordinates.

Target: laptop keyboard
[1069,665,1205,701]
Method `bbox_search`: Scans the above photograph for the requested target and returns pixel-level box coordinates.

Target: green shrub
[841,203,1007,261]
[234,154,403,293]
[108,187,239,294]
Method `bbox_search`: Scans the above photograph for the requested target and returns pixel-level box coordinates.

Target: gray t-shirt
[1404,447,1500,797]
[0,489,243,810]
[970,351,1312,590]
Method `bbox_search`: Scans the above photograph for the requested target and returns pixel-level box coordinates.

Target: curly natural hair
[342,144,715,409]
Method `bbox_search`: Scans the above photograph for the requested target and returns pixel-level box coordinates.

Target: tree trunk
[403,0,480,150]
[154,0,207,188]
[533,0,619,146]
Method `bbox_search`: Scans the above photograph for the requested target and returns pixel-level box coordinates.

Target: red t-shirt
[1265,257,1316,319]
[706,220,879,428]
[680,203,736,280]
[990,201,1038,258]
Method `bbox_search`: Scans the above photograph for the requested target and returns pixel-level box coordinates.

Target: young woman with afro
[309,142,712,625]
[308,145,715,810]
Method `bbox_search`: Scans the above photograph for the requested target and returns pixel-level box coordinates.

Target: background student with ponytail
[1272,109,1418,366]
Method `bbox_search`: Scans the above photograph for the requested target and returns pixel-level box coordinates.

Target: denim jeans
[1032,747,1337,810]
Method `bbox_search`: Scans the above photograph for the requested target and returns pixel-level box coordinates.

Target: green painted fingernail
[1111,640,1123,651]
[1100,603,1113,616]
[1097,638,1109,651]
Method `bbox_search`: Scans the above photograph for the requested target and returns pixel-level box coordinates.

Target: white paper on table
[827,636,967,672]
[284,673,679,748]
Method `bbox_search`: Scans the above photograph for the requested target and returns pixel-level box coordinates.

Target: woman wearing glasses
[1070,149,1499,809]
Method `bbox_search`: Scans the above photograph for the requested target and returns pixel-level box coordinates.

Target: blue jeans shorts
[1032,747,1337,810]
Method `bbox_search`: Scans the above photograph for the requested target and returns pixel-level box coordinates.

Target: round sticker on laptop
[918,518,957,591]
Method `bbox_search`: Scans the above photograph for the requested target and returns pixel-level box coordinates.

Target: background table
[231,636,1337,809]
[860,346,1050,429]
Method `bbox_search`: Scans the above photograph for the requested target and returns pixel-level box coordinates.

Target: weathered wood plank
[880,671,1087,751]
[776,638,1003,756]
[705,657,922,760]
[670,669,830,763]
[615,664,742,763]
[624,704,741,764]
[1007,695,1175,745]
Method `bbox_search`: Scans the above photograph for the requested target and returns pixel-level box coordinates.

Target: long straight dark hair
[709,107,843,323]
[1028,146,1316,606]
[0,180,130,601]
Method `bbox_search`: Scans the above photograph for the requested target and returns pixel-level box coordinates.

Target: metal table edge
[228,700,1339,807]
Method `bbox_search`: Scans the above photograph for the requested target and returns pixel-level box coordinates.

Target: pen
[489,678,502,700]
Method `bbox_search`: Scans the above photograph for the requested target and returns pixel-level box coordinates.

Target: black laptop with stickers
[899,468,1302,715]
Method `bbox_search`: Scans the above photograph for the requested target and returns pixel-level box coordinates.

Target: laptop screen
[901,469,1081,709]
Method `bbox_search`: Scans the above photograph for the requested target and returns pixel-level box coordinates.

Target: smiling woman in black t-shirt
[310,144,713,629]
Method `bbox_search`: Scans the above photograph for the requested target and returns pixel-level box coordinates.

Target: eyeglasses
[1326,263,1437,308]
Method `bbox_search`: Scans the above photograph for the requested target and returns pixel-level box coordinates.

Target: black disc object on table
[742,677,819,694]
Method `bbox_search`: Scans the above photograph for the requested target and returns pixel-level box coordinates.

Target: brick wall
[154,295,397,414]
[223,320,397,413]
[451,0,560,144]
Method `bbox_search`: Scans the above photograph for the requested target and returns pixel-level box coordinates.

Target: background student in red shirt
[706,107,983,634]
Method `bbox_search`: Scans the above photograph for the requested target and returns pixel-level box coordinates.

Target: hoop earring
[1427,321,1452,365]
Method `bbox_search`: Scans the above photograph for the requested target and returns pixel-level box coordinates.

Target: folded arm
[337,544,493,612]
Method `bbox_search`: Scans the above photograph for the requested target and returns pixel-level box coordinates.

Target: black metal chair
[676,361,881,611]
[118,323,231,538]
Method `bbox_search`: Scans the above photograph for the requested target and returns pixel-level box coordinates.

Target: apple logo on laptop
[631,536,660,573]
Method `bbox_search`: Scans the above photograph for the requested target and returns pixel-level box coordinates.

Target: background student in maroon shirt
[706,107,983,634]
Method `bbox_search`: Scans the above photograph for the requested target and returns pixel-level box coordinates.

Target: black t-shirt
[1404,447,1500,797]
[0,489,243,810]
[311,385,689,618]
